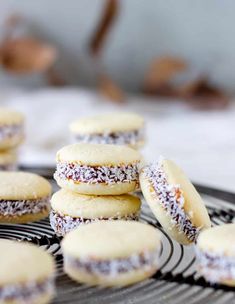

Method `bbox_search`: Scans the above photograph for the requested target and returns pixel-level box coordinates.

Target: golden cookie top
[69,112,144,134]
[0,172,52,200]
[62,221,161,259]
[0,239,55,285]
[51,189,141,219]
[197,224,235,257]
[56,143,141,166]
[0,108,24,126]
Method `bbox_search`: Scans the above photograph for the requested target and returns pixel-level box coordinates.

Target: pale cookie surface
[69,112,144,134]
[51,189,141,219]
[56,143,141,166]
[0,240,55,285]
[62,220,161,259]
[0,108,24,125]
[0,172,51,200]
[197,224,235,256]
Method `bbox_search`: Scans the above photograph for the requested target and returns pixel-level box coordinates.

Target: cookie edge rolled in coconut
[140,158,211,245]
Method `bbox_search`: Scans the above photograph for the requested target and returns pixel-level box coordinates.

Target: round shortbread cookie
[196,224,235,286]
[140,158,211,245]
[69,112,144,149]
[0,239,55,304]
[54,143,141,195]
[62,221,161,286]
[50,189,141,235]
[0,171,52,223]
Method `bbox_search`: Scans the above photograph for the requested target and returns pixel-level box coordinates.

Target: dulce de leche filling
[50,210,140,236]
[143,162,199,242]
[54,162,139,184]
[196,248,235,283]
[64,249,159,277]
[0,277,54,302]
[0,197,50,217]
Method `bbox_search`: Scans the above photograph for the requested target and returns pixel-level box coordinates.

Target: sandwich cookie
[0,108,24,150]
[50,189,141,236]
[69,112,145,149]
[0,239,55,304]
[196,224,235,286]
[54,143,141,195]
[140,158,211,245]
[62,221,161,286]
[0,171,52,223]
[0,149,18,171]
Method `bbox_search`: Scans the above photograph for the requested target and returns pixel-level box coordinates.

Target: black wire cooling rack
[0,166,234,304]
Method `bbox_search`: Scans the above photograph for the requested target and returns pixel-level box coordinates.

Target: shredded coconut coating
[0,277,54,303]
[64,249,159,277]
[74,129,144,146]
[50,210,140,236]
[55,162,139,185]
[196,247,235,283]
[143,162,199,242]
[0,197,50,217]
[0,124,23,141]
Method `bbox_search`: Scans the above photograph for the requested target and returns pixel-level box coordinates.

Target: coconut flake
[74,129,144,146]
[143,161,199,242]
[64,249,159,277]
[0,197,50,217]
[50,210,140,236]
[0,277,54,303]
[54,163,139,185]
[195,247,235,283]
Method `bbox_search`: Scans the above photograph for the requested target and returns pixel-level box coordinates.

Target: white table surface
[1,87,235,192]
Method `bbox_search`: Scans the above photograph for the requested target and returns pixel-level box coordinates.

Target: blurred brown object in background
[143,57,187,96]
[89,0,124,102]
[90,0,119,57]
[98,74,125,103]
[179,77,229,110]
[0,13,63,85]
[0,38,57,74]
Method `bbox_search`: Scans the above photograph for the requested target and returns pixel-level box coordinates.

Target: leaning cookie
[69,112,145,149]
[196,224,235,287]
[0,172,51,223]
[62,221,161,287]
[0,239,55,304]
[140,158,211,245]
[50,189,141,236]
[54,143,141,195]
[0,149,18,171]
[0,108,24,150]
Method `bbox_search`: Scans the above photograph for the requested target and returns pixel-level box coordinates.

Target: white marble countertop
[1,87,235,192]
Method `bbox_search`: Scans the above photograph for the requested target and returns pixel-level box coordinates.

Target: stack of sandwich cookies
[0,108,25,171]
[196,224,235,286]
[0,240,55,304]
[140,158,211,245]
[0,172,51,223]
[54,143,141,195]
[50,189,141,236]
[69,112,145,149]
[62,221,161,286]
